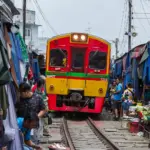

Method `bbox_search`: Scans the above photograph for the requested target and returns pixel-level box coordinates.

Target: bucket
[129,121,139,133]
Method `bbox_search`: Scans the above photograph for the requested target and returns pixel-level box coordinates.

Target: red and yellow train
[46,33,111,113]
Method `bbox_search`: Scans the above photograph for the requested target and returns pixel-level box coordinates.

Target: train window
[89,51,107,70]
[73,53,84,68]
[50,49,67,67]
[71,47,85,71]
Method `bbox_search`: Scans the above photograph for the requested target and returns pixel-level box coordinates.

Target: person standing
[16,82,46,144]
[112,78,123,120]
[108,81,117,113]
[33,78,50,137]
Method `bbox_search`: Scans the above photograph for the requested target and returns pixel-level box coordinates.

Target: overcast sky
[14,0,150,56]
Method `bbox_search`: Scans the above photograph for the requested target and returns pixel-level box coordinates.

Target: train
[45,33,111,113]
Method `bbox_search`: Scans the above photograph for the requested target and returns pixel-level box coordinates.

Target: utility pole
[115,38,119,59]
[23,0,26,42]
[128,0,132,51]
[112,38,119,59]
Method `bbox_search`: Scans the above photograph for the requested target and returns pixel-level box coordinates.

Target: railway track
[62,117,119,150]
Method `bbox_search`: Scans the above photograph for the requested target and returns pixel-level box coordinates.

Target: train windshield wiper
[90,50,99,61]
[58,48,66,57]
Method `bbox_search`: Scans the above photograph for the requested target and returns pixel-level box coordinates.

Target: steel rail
[87,117,120,150]
[62,117,76,150]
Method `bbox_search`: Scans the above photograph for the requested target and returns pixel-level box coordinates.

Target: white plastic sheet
[3,84,23,150]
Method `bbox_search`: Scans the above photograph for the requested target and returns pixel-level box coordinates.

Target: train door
[68,47,87,90]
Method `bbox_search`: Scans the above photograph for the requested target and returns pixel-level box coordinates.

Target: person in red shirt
[32,75,46,93]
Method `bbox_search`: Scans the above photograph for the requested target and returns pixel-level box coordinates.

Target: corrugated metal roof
[4,0,19,15]
[0,0,19,22]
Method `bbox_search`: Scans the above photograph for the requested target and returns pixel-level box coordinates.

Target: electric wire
[119,0,128,54]
[32,0,58,35]
[140,0,150,26]
[30,0,41,25]
[118,0,128,39]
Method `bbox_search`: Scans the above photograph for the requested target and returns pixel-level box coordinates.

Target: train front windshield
[89,51,107,70]
[50,49,67,67]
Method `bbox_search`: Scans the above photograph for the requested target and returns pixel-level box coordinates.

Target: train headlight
[71,33,88,43]
[99,88,103,94]
[73,34,79,40]
[50,85,54,91]
[80,35,86,41]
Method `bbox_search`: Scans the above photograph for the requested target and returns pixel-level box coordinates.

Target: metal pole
[23,0,26,42]
[115,38,119,59]
[128,0,132,51]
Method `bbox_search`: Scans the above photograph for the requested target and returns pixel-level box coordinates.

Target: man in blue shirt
[112,78,123,120]
[17,114,42,150]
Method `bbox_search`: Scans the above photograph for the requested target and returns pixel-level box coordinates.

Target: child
[107,81,117,113]
[122,83,135,117]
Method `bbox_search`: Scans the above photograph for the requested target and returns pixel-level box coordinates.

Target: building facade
[13,8,41,51]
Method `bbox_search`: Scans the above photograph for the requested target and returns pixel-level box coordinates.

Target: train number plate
[47,75,55,78]
[101,78,108,81]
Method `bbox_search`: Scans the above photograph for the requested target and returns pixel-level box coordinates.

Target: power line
[30,0,41,25]
[119,1,128,53]
[120,16,128,53]
[32,0,58,35]
[134,12,150,14]
[33,0,58,35]
[140,0,150,26]
[118,0,128,54]
[118,0,128,39]
[132,2,149,38]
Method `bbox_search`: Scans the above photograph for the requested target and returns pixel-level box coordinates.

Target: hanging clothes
[4,25,12,59]
[0,103,5,148]
[13,33,23,61]
[0,22,7,50]
[20,61,26,81]
[137,63,144,79]
[115,59,123,77]
[16,33,29,63]
[131,58,139,98]
[143,57,150,84]
[32,59,40,81]
[0,27,11,86]
[0,86,9,120]
[9,32,22,84]
[3,84,23,150]
[122,54,127,71]
[9,82,18,104]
